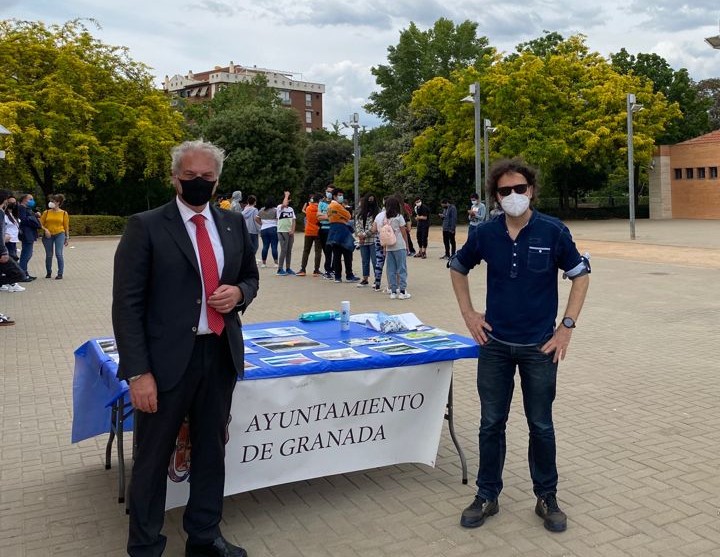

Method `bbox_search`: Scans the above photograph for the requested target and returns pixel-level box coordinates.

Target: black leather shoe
[185,536,247,557]
[460,496,499,528]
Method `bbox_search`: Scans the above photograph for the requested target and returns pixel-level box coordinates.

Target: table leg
[105,403,117,470]
[445,376,468,484]
[117,399,125,504]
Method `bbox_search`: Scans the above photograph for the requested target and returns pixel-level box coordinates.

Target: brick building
[650,130,720,219]
[162,61,325,132]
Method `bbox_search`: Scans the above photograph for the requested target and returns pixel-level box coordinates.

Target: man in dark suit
[112,140,259,557]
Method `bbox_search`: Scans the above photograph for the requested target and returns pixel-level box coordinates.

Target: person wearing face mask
[413,197,430,259]
[316,185,335,279]
[448,158,590,535]
[17,193,42,281]
[39,193,70,279]
[467,192,486,241]
[353,192,379,286]
[112,140,259,557]
[0,189,27,320]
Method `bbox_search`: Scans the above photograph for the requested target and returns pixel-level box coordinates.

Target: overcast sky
[4,1,720,130]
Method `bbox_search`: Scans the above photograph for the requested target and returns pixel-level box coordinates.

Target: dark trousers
[319,228,333,274]
[0,257,26,285]
[442,230,456,257]
[475,339,558,501]
[19,240,34,274]
[416,222,429,249]
[405,228,415,253]
[331,244,353,280]
[300,234,322,273]
[127,334,236,557]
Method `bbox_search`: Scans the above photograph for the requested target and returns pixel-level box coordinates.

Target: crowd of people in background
[1,189,70,326]
[213,186,489,302]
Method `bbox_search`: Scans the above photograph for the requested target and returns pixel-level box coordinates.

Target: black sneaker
[535,493,567,532]
[460,496,499,528]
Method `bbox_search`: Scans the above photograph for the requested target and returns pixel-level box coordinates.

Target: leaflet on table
[364,312,423,333]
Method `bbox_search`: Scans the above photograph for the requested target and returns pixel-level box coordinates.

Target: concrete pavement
[1,218,719,556]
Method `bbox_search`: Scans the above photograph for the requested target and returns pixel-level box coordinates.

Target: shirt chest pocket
[527,245,551,272]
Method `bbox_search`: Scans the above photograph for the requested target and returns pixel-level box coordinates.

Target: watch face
[562,317,575,328]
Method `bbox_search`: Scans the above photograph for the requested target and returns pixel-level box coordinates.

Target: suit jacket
[112,199,260,391]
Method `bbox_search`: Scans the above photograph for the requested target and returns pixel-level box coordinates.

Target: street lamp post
[349,113,360,209]
[462,82,483,207]
[627,93,643,240]
[483,118,496,220]
[0,124,11,160]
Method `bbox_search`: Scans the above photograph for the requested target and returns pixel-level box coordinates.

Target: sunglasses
[497,183,529,197]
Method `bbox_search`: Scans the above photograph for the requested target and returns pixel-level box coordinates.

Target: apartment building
[650,130,720,219]
[163,61,325,132]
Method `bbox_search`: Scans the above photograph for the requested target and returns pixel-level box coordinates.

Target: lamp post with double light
[346,113,360,208]
[627,93,644,240]
[461,82,483,206]
[483,119,496,219]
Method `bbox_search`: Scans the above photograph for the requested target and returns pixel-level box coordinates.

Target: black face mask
[178,177,216,206]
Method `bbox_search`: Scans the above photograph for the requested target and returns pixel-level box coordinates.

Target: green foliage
[69,214,128,235]
[303,133,352,195]
[403,35,681,208]
[0,19,185,199]
[194,79,307,204]
[333,154,385,204]
[610,49,711,143]
[697,78,720,130]
[366,18,494,122]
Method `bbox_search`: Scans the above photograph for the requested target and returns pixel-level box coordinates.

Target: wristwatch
[561,317,576,329]
[127,374,143,383]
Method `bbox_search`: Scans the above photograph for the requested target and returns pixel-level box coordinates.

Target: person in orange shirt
[297,193,322,277]
[39,194,70,279]
[326,188,360,283]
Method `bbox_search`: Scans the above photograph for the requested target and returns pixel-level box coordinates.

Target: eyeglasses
[497,183,529,197]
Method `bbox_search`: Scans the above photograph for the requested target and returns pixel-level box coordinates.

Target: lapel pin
[226,227,231,231]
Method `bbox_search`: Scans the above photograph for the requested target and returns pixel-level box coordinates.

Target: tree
[303,130,353,195]
[195,78,306,203]
[610,49,711,143]
[403,35,681,208]
[365,18,494,122]
[0,19,184,200]
[697,78,720,130]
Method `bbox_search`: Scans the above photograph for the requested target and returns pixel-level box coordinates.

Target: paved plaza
[1,218,719,556]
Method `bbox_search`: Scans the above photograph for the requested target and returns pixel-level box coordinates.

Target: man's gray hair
[171,140,225,177]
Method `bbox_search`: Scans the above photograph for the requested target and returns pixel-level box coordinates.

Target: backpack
[379,217,396,247]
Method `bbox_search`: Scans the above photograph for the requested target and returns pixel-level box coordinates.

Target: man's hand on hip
[462,310,493,345]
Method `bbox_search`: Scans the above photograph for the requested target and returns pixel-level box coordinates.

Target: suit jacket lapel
[162,201,200,275]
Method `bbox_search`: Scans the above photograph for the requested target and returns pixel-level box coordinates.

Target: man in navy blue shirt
[449,159,590,533]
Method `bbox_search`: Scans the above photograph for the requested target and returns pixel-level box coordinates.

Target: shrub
[69,215,128,236]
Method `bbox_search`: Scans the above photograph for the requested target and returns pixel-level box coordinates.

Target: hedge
[69,215,128,236]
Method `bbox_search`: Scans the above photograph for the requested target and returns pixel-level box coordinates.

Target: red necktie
[191,214,224,335]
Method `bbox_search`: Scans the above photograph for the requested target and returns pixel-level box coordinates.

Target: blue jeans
[384,248,407,293]
[475,338,558,501]
[19,241,34,275]
[42,233,65,275]
[260,227,278,264]
[359,243,376,279]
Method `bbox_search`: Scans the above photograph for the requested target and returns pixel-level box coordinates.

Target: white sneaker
[7,283,26,292]
[0,284,9,292]
[398,292,412,300]
[389,292,397,300]
[261,263,267,268]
